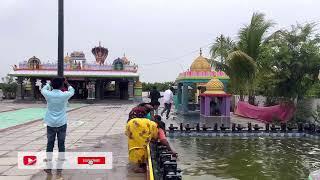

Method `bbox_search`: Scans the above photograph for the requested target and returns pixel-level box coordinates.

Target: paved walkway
[0,102,144,180]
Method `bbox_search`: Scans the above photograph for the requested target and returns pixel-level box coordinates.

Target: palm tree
[209,12,274,102]
[238,12,275,60]
[237,12,274,103]
[227,51,257,101]
[210,34,236,65]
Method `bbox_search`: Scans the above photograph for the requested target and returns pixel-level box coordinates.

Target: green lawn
[0,104,85,129]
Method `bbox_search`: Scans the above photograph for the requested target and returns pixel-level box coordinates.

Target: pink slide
[235,101,295,123]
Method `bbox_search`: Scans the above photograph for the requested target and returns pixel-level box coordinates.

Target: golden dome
[204,78,226,94]
[134,80,142,88]
[64,54,70,63]
[190,49,211,72]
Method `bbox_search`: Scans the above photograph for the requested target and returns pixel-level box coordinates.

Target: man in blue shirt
[41,77,74,175]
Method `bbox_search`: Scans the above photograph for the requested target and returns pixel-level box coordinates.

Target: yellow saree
[125,118,158,164]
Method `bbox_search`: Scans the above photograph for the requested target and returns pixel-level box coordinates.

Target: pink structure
[235,101,295,123]
[200,78,231,120]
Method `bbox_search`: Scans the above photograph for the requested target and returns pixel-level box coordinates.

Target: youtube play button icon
[23,156,37,166]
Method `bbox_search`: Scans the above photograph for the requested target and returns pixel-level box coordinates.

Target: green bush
[1,76,17,99]
[142,82,174,92]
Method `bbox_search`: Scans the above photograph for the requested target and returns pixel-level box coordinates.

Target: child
[153,115,177,156]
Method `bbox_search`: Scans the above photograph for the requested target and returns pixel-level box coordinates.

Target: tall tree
[238,12,274,103]
[210,12,273,102]
[227,51,257,100]
[265,23,320,101]
[238,12,274,60]
[209,34,236,67]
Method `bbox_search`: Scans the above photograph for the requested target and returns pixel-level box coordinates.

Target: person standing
[148,86,162,114]
[41,77,74,176]
[161,87,174,119]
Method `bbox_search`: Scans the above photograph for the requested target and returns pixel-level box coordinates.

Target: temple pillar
[100,80,104,100]
[200,96,205,115]
[30,78,36,100]
[115,81,120,96]
[181,83,189,113]
[96,80,103,100]
[128,80,134,100]
[220,98,226,116]
[204,96,211,116]
[16,77,24,100]
[87,81,96,100]
[177,83,182,110]
[226,96,231,116]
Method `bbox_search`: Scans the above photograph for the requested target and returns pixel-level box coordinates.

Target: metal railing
[149,142,182,180]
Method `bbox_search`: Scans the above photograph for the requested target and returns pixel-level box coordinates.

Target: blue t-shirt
[41,84,75,127]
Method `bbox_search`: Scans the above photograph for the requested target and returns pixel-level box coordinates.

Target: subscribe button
[18,152,112,169]
[78,157,106,165]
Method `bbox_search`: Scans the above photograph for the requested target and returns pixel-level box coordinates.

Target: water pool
[169,137,320,180]
[0,104,85,129]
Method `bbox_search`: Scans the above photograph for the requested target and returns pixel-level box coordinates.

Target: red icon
[23,156,37,166]
[77,157,106,165]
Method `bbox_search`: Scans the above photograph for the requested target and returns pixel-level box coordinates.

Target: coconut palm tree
[238,12,274,60]
[238,12,274,103]
[227,51,257,100]
[210,12,273,101]
[209,34,236,66]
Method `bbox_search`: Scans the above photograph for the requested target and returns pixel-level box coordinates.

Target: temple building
[175,49,229,114]
[9,43,142,101]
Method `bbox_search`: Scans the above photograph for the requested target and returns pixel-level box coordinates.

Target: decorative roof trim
[199,93,232,97]
[9,70,139,78]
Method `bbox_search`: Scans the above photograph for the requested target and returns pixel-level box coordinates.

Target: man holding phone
[41,77,74,176]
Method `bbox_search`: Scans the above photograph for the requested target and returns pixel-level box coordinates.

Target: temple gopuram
[9,43,142,101]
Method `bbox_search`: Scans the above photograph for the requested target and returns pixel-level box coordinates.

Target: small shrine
[198,78,232,128]
[200,78,231,118]
[175,49,229,114]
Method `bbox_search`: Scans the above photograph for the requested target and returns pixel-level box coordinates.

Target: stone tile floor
[0,101,145,180]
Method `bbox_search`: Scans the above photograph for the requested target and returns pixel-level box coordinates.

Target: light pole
[58,0,64,77]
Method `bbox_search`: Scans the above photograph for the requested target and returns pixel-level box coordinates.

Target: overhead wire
[139,19,320,68]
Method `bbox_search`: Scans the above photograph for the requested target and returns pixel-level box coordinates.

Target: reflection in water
[169,137,320,180]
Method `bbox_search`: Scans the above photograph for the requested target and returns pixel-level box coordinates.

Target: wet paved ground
[0,101,144,180]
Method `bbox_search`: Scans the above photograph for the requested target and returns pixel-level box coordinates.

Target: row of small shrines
[15,53,137,71]
[13,42,137,71]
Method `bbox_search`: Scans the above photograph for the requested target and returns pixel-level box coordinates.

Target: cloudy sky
[0,0,319,82]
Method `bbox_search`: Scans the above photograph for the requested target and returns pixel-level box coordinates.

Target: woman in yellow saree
[125,117,158,173]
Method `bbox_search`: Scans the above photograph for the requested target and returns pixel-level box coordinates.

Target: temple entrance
[100,80,128,100]
[68,80,87,99]
[103,81,118,99]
